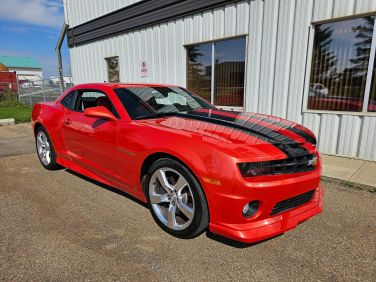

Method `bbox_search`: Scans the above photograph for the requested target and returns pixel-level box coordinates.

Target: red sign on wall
[141,61,148,78]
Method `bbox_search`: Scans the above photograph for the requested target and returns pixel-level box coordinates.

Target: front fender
[118,122,217,192]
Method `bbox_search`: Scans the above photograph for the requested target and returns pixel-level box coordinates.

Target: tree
[349,16,374,76]
[186,45,211,100]
[310,25,337,84]
[339,16,374,99]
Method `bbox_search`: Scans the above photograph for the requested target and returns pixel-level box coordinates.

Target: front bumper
[208,184,323,243]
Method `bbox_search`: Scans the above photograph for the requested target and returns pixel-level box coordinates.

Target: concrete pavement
[321,154,376,189]
[0,123,34,158]
[0,118,15,126]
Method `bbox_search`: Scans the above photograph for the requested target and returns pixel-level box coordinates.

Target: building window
[369,49,376,112]
[308,16,376,112]
[187,37,246,107]
[105,56,120,83]
[187,43,212,102]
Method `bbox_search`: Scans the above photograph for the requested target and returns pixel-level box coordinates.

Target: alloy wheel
[149,167,195,230]
[36,131,51,166]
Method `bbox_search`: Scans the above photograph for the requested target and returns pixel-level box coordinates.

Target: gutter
[56,23,69,94]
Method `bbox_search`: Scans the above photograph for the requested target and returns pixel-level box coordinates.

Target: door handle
[64,118,71,125]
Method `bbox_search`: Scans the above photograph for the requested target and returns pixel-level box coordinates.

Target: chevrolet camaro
[32,83,323,243]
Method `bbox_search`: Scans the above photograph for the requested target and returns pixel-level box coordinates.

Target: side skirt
[56,156,147,203]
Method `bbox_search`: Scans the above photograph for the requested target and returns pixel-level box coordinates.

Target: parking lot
[0,124,375,281]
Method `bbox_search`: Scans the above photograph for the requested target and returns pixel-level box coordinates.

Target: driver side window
[74,90,119,117]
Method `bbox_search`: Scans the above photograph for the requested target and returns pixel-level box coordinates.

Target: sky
[0,0,70,78]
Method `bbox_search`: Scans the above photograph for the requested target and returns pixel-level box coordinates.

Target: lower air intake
[271,190,315,215]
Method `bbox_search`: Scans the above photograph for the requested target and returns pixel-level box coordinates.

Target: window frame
[302,13,376,116]
[185,35,248,110]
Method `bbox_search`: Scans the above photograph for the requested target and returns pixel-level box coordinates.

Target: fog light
[242,201,259,218]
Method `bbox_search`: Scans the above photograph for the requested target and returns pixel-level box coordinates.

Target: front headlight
[238,154,317,177]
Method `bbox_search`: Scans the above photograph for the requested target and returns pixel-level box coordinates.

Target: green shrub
[0,99,32,123]
[0,89,17,103]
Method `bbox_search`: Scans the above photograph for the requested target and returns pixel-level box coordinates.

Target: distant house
[0,56,43,82]
[0,63,18,93]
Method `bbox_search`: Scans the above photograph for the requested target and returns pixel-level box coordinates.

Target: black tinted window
[61,91,76,110]
[114,88,155,119]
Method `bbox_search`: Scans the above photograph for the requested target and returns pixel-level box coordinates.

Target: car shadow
[65,169,148,208]
[64,168,283,248]
[205,231,284,249]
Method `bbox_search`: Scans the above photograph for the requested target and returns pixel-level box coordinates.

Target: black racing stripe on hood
[201,109,316,145]
[243,113,317,145]
[281,126,316,145]
[210,110,316,145]
[177,112,309,158]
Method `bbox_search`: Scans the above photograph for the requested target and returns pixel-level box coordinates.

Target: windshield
[114,86,216,119]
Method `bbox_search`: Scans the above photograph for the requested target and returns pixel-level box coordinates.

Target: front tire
[35,126,60,170]
[145,158,209,239]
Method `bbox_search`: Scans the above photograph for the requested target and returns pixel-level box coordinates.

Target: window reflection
[308,16,375,112]
[186,37,246,107]
[369,50,376,112]
[214,38,246,107]
[187,43,212,102]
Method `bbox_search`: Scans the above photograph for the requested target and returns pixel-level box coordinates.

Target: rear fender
[32,102,67,155]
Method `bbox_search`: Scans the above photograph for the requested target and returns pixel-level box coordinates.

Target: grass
[0,99,32,123]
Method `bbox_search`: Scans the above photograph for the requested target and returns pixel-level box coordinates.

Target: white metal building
[63,0,376,161]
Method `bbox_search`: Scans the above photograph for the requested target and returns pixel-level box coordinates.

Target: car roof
[74,82,180,89]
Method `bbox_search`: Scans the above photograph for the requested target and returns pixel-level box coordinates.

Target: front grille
[271,190,315,215]
[238,154,317,177]
[263,154,316,175]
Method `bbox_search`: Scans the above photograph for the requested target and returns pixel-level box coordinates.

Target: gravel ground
[0,123,34,157]
[0,153,375,281]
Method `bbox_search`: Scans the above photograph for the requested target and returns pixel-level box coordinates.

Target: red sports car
[32,83,323,243]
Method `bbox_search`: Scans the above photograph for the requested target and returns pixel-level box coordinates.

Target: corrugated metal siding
[304,0,376,161]
[257,0,279,115]
[69,1,251,86]
[64,0,143,27]
[66,0,376,161]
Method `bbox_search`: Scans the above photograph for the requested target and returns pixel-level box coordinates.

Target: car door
[61,89,121,182]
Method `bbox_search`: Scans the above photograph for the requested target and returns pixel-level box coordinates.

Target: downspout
[56,23,69,94]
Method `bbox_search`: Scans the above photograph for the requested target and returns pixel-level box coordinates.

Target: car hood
[138,109,317,160]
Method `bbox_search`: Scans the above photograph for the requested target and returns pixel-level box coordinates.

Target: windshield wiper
[135,112,180,120]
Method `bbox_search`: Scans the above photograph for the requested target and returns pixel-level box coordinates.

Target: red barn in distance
[0,64,18,95]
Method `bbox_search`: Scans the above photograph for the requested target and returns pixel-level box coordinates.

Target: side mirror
[84,106,117,121]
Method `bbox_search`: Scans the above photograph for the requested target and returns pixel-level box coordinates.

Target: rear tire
[35,126,61,170]
[145,158,209,239]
